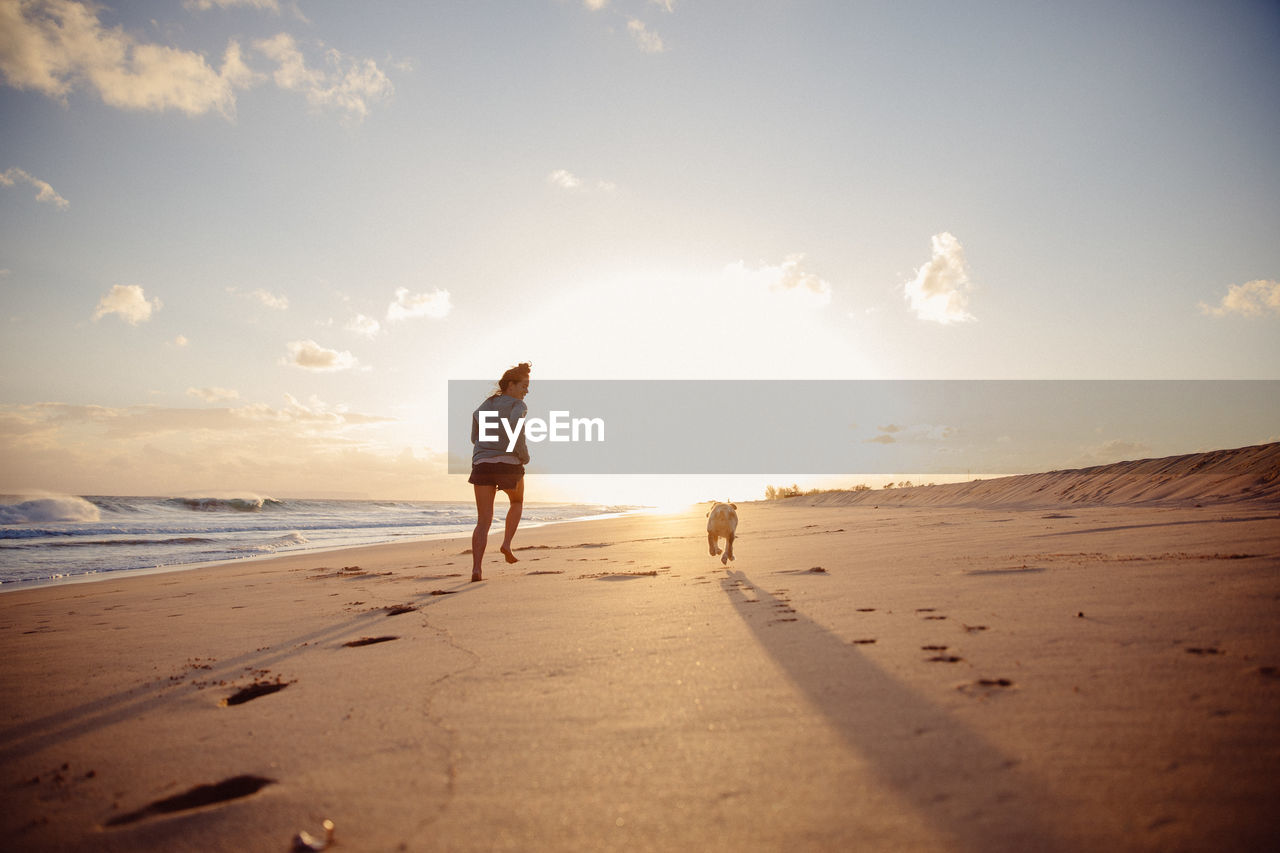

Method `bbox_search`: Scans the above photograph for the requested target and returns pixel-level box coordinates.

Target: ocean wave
[173,495,284,513]
[267,531,308,546]
[0,495,102,525]
[220,531,310,556]
[87,496,146,514]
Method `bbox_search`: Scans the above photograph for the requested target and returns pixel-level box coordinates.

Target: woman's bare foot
[500,546,518,564]
[471,571,483,582]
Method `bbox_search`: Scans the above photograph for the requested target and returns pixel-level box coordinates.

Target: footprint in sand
[24,763,97,790]
[957,678,1015,696]
[585,570,659,580]
[343,636,398,647]
[308,566,368,580]
[221,681,290,707]
[926,655,963,663]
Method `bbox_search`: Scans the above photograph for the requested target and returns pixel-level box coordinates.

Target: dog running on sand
[706,501,737,565]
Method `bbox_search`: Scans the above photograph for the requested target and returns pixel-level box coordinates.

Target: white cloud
[187,386,239,403]
[252,289,288,309]
[218,39,261,90]
[254,32,393,120]
[548,169,619,193]
[173,334,189,347]
[725,254,832,307]
[650,0,675,11]
[773,254,831,305]
[233,393,391,426]
[282,339,358,371]
[0,0,249,117]
[0,1,387,120]
[903,232,976,324]
[92,284,160,325]
[582,0,608,10]
[865,422,956,445]
[548,169,582,190]
[1198,279,1280,318]
[185,0,281,12]
[627,19,665,53]
[1076,438,1152,467]
[226,286,287,312]
[386,287,451,322]
[345,313,381,338]
[0,167,69,208]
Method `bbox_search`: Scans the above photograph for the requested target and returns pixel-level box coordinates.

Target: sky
[1,0,1278,505]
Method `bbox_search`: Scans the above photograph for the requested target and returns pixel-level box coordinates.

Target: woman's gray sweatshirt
[470,394,530,465]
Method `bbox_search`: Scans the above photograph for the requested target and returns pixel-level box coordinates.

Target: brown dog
[706,501,737,565]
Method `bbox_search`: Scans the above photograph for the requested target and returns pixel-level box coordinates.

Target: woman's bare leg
[499,478,524,563]
[472,484,497,581]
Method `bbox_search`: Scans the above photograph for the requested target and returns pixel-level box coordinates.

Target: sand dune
[798,442,1280,508]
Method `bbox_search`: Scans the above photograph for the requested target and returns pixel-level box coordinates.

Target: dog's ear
[729,503,737,510]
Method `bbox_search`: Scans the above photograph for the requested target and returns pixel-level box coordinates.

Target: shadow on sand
[721,570,1075,853]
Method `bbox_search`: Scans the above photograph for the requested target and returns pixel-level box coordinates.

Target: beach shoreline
[0,499,644,593]
[2,450,1279,851]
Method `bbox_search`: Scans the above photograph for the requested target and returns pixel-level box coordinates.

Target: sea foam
[0,495,102,524]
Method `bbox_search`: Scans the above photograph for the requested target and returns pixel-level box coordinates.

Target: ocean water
[0,494,632,588]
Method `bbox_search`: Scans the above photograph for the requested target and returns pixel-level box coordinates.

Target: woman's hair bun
[496,361,532,394]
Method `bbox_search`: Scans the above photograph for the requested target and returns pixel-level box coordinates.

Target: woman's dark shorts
[468,462,525,491]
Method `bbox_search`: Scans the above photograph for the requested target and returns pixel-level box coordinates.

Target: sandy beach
[2,446,1279,852]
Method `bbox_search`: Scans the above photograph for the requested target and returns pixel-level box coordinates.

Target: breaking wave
[0,495,102,525]
[172,495,284,512]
